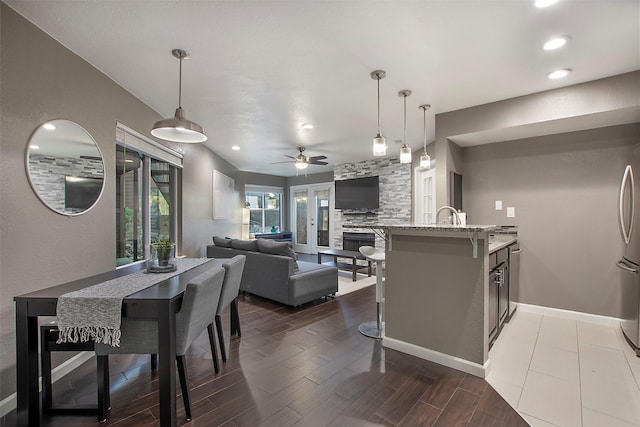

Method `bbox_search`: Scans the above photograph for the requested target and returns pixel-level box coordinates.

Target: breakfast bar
[345,223,503,377]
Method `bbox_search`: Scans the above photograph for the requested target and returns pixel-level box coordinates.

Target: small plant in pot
[152,238,176,267]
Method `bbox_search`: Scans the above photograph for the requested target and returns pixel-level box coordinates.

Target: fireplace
[343,232,375,251]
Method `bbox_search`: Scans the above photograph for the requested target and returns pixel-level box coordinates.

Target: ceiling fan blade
[309,160,328,165]
[308,155,327,161]
[284,155,297,160]
[270,160,295,164]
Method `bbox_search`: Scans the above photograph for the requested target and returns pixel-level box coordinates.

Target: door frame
[290,182,334,254]
[414,166,437,225]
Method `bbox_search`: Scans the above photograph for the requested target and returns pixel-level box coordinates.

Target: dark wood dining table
[14,258,221,427]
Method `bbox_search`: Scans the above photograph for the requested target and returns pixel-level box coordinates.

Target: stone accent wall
[333,157,411,250]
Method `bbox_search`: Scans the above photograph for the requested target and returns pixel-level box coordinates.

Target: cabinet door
[489,270,499,345]
[499,265,509,325]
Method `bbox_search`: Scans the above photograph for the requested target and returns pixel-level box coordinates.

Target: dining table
[14,257,223,427]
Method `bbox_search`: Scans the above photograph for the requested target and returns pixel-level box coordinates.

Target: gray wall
[462,124,638,317]
[0,4,240,399]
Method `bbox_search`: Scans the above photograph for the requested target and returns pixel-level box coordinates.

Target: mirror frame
[25,119,105,217]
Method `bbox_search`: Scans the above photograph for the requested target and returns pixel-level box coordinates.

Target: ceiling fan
[273,146,328,170]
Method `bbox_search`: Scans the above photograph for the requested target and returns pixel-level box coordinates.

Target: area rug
[336,271,376,296]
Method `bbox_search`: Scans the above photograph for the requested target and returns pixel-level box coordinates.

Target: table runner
[56,258,212,347]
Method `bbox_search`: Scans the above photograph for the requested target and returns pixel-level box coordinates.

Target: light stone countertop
[488,234,517,253]
[343,223,498,233]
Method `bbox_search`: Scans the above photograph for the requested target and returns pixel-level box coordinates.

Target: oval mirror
[25,120,105,216]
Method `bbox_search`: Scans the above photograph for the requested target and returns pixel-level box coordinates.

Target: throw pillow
[230,239,259,252]
[212,236,232,247]
[256,238,297,260]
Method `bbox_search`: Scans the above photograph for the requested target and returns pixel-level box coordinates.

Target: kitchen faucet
[435,206,461,225]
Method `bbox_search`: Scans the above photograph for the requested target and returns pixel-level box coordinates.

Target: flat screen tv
[65,176,103,209]
[334,176,379,210]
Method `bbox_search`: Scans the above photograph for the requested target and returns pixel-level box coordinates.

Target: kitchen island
[345,223,515,378]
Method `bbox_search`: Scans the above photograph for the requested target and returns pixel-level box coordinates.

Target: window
[244,186,283,234]
[116,124,182,267]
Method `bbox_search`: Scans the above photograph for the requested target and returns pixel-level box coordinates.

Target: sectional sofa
[206,237,338,307]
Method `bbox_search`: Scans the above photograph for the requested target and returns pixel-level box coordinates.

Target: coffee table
[317,248,372,281]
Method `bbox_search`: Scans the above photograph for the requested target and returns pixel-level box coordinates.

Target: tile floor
[487,309,640,427]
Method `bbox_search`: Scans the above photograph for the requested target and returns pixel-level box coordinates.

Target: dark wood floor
[2,284,528,427]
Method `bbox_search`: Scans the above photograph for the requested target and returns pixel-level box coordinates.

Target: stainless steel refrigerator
[617,148,640,356]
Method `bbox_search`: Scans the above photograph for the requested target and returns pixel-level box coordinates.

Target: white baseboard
[383,336,490,378]
[516,303,622,327]
[0,351,94,418]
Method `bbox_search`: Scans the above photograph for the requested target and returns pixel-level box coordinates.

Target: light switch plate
[495,200,502,210]
[507,207,515,218]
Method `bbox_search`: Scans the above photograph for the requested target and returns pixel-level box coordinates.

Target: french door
[415,167,436,225]
[291,183,332,254]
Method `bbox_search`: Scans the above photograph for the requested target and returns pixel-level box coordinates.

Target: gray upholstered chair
[94,264,226,422]
[214,255,246,363]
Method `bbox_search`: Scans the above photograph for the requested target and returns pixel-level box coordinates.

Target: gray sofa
[206,238,338,307]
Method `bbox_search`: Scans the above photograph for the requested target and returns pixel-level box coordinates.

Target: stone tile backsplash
[333,156,411,249]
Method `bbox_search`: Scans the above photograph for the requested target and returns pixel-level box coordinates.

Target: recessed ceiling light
[544,36,569,50]
[301,123,314,130]
[547,69,571,79]
[535,0,559,8]
[43,123,56,131]
[231,145,240,151]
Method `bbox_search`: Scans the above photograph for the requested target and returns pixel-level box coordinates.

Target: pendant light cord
[403,93,407,145]
[178,55,183,108]
[420,104,430,155]
[377,78,381,135]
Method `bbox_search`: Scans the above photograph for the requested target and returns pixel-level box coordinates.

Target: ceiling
[6,0,639,177]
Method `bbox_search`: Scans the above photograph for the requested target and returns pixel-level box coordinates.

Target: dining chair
[214,255,246,363]
[94,264,226,422]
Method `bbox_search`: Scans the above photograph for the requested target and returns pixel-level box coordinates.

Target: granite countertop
[343,223,498,233]
[488,234,517,253]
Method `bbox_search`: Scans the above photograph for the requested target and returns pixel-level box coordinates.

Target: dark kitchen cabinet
[489,247,509,348]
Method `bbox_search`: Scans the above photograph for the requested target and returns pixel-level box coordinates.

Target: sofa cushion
[256,238,296,258]
[231,239,259,251]
[212,236,233,247]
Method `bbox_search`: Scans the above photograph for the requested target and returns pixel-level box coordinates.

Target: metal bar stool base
[358,321,384,339]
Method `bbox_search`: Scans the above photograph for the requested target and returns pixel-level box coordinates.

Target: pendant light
[399,90,412,164]
[151,49,207,143]
[371,70,387,156]
[419,104,431,169]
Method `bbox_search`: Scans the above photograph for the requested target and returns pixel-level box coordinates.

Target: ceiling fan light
[295,161,309,170]
[373,134,387,156]
[420,152,431,169]
[400,143,412,164]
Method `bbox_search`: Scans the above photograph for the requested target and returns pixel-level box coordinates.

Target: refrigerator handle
[617,260,639,274]
[619,165,634,245]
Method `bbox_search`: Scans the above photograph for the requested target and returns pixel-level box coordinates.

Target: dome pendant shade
[151,49,207,143]
[151,107,207,143]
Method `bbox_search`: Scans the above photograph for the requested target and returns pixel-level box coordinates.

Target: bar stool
[358,246,385,338]
[40,322,102,417]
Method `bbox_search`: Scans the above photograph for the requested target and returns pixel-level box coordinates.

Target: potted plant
[151,238,176,268]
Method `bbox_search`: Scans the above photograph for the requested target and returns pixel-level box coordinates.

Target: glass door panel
[116,145,143,264]
[315,189,330,249]
[294,189,309,252]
